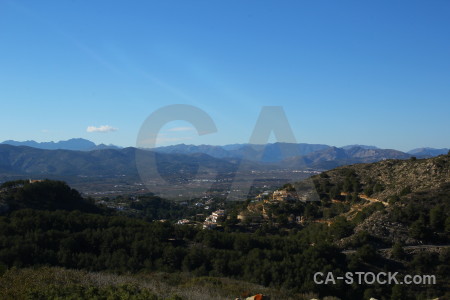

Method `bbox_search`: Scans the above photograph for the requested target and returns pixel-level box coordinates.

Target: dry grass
[0,267,320,300]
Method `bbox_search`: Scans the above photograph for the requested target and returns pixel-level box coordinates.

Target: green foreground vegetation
[0,267,300,300]
[0,154,449,299]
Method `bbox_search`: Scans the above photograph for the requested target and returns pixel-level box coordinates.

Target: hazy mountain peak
[1,138,120,151]
[407,147,449,157]
[341,144,380,150]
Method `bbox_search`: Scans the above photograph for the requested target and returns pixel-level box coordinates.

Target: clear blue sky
[1,0,449,151]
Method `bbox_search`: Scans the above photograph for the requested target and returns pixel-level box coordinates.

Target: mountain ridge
[0,140,448,181]
[0,144,240,177]
[1,138,120,151]
[408,147,450,157]
[2,139,448,160]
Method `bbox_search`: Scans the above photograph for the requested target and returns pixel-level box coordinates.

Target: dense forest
[0,167,449,299]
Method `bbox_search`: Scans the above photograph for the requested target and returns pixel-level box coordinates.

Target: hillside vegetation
[0,179,100,213]
[0,155,448,299]
[317,154,450,200]
[311,154,450,246]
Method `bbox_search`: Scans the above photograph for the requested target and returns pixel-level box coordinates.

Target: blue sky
[1,0,449,151]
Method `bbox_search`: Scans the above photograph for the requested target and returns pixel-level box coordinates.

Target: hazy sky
[1,1,449,151]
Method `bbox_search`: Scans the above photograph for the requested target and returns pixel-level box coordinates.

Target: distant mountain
[153,144,231,159]
[407,147,449,157]
[341,144,379,150]
[0,138,120,151]
[284,146,412,170]
[92,143,122,150]
[0,143,446,182]
[3,139,447,164]
[0,144,239,178]
[0,143,412,180]
[156,143,416,169]
[155,142,331,162]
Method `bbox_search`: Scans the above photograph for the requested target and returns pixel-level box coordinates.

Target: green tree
[445,216,450,233]
[329,186,340,200]
[388,195,400,205]
[363,184,373,197]
[399,186,412,196]
[429,205,445,230]
[409,217,431,240]
[391,241,405,260]
[355,244,377,262]
[373,183,384,193]
[351,192,359,203]
[391,285,406,300]
[329,216,353,239]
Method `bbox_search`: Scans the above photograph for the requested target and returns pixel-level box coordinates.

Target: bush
[329,216,354,239]
[409,218,431,240]
[355,244,378,262]
[399,186,412,196]
[391,242,405,260]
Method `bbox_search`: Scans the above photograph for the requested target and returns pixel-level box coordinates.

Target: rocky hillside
[318,154,450,201]
[312,154,450,246]
[233,154,449,248]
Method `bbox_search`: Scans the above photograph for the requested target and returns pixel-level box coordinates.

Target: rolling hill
[282,146,412,170]
[1,138,120,151]
[153,142,331,162]
[408,147,450,157]
[0,143,447,182]
[0,144,238,178]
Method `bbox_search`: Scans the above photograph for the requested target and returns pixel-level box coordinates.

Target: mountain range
[153,142,447,163]
[2,138,448,160]
[0,144,239,178]
[153,142,331,162]
[407,147,450,157]
[0,139,448,179]
[282,146,412,170]
[1,138,120,151]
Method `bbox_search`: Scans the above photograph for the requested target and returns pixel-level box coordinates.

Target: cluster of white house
[203,209,226,229]
[255,188,316,202]
[176,209,226,229]
[176,219,190,225]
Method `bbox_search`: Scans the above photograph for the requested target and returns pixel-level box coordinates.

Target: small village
[174,186,322,230]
